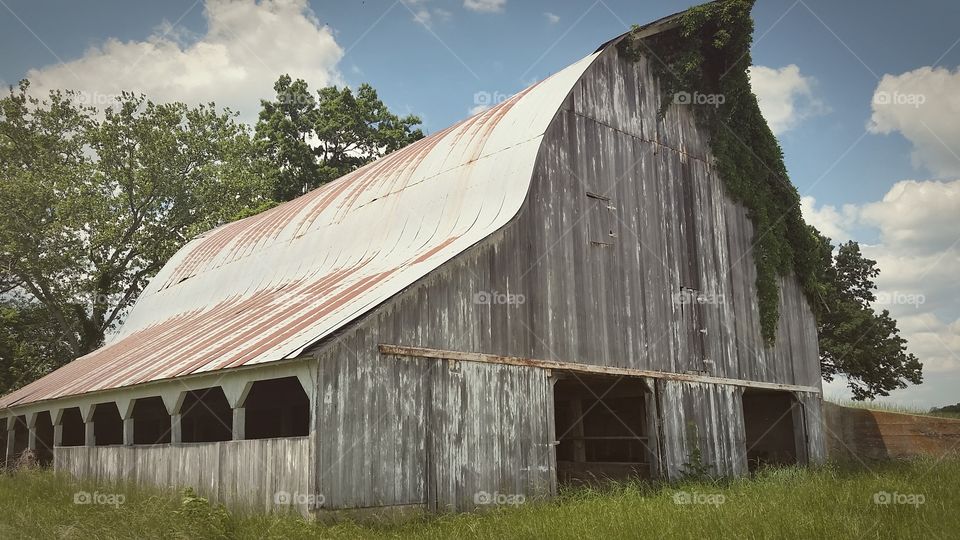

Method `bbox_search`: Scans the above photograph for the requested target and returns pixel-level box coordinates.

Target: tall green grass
[1,459,958,539]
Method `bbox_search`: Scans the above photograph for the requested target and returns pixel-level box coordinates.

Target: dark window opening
[181,387,233,443]
[60,408,85,447]
[553,375,651,485]
[34,411,55,466]
[133,397,172,445]
[92,403,123,446]
[11,415,29,460]
[244,377,310,439]
[742,389,801,471]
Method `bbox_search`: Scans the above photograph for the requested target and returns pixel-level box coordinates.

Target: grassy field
[0,459,957,539]
[827,398,960,419]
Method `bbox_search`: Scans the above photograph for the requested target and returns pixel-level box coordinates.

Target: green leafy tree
[0,81,272,393]
[256,75,424,201]
[813,232,923,400]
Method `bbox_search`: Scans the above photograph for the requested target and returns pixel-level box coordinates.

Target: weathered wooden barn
[0,15,824,515]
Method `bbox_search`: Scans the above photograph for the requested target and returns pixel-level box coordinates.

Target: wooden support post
[123,418,135,446]
[26,412,38,452]
[79,404,96,447]
[84,421,95,447]
[53,408,65,447]
[222,378,253,441]
[117,397,136,447]
[171,414,183,444]
[232,408,245,441]
[160,391,185,444]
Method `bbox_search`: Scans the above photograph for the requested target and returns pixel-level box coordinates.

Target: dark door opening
[553,375,652,485]
[742,389,801,471]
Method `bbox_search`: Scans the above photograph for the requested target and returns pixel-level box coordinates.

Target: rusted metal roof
[0,51,600,409]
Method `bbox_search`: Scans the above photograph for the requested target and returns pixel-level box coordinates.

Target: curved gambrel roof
[0,49,604,408]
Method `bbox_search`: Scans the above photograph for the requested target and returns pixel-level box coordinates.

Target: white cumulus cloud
[544,12,560,24]
[868,66,960,177]
[464,0,506,13]
[804,180,960,382]
[22,0,343,123]
[749,64,825,135]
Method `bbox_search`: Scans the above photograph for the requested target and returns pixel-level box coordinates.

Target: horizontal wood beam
[378,344,822,394]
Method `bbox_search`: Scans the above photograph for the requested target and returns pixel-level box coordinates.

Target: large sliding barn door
[426,361,555,511]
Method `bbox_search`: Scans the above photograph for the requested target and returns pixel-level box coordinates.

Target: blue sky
[1,0,958,407]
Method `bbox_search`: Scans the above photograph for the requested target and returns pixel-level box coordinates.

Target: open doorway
[553,375,653,485]
[742,389,802,471]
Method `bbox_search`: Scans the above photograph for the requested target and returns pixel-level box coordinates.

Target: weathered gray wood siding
[655,380,747,479]
[426,362,555,511]
[313,341,427,510]
[54,437,312,514]
[311,339,554,512]
[307,42,825,508]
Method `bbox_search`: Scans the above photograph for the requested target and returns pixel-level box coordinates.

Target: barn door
[425,361,555,512]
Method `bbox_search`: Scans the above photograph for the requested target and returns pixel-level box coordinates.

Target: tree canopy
[0,75,424,395]
[255,75,424,202]
[0,82,273,391]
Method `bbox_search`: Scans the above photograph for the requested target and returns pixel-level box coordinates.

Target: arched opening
[59,408,85,446]
[244,377,310,439]
[181,387,232,443]
[92,402,123,446]
[132,397,171,445]
[742,389,801,471]
[34,411,55,466]
[11,415,28,461]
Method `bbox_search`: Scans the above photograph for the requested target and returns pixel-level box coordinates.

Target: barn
[0,9,825,516]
